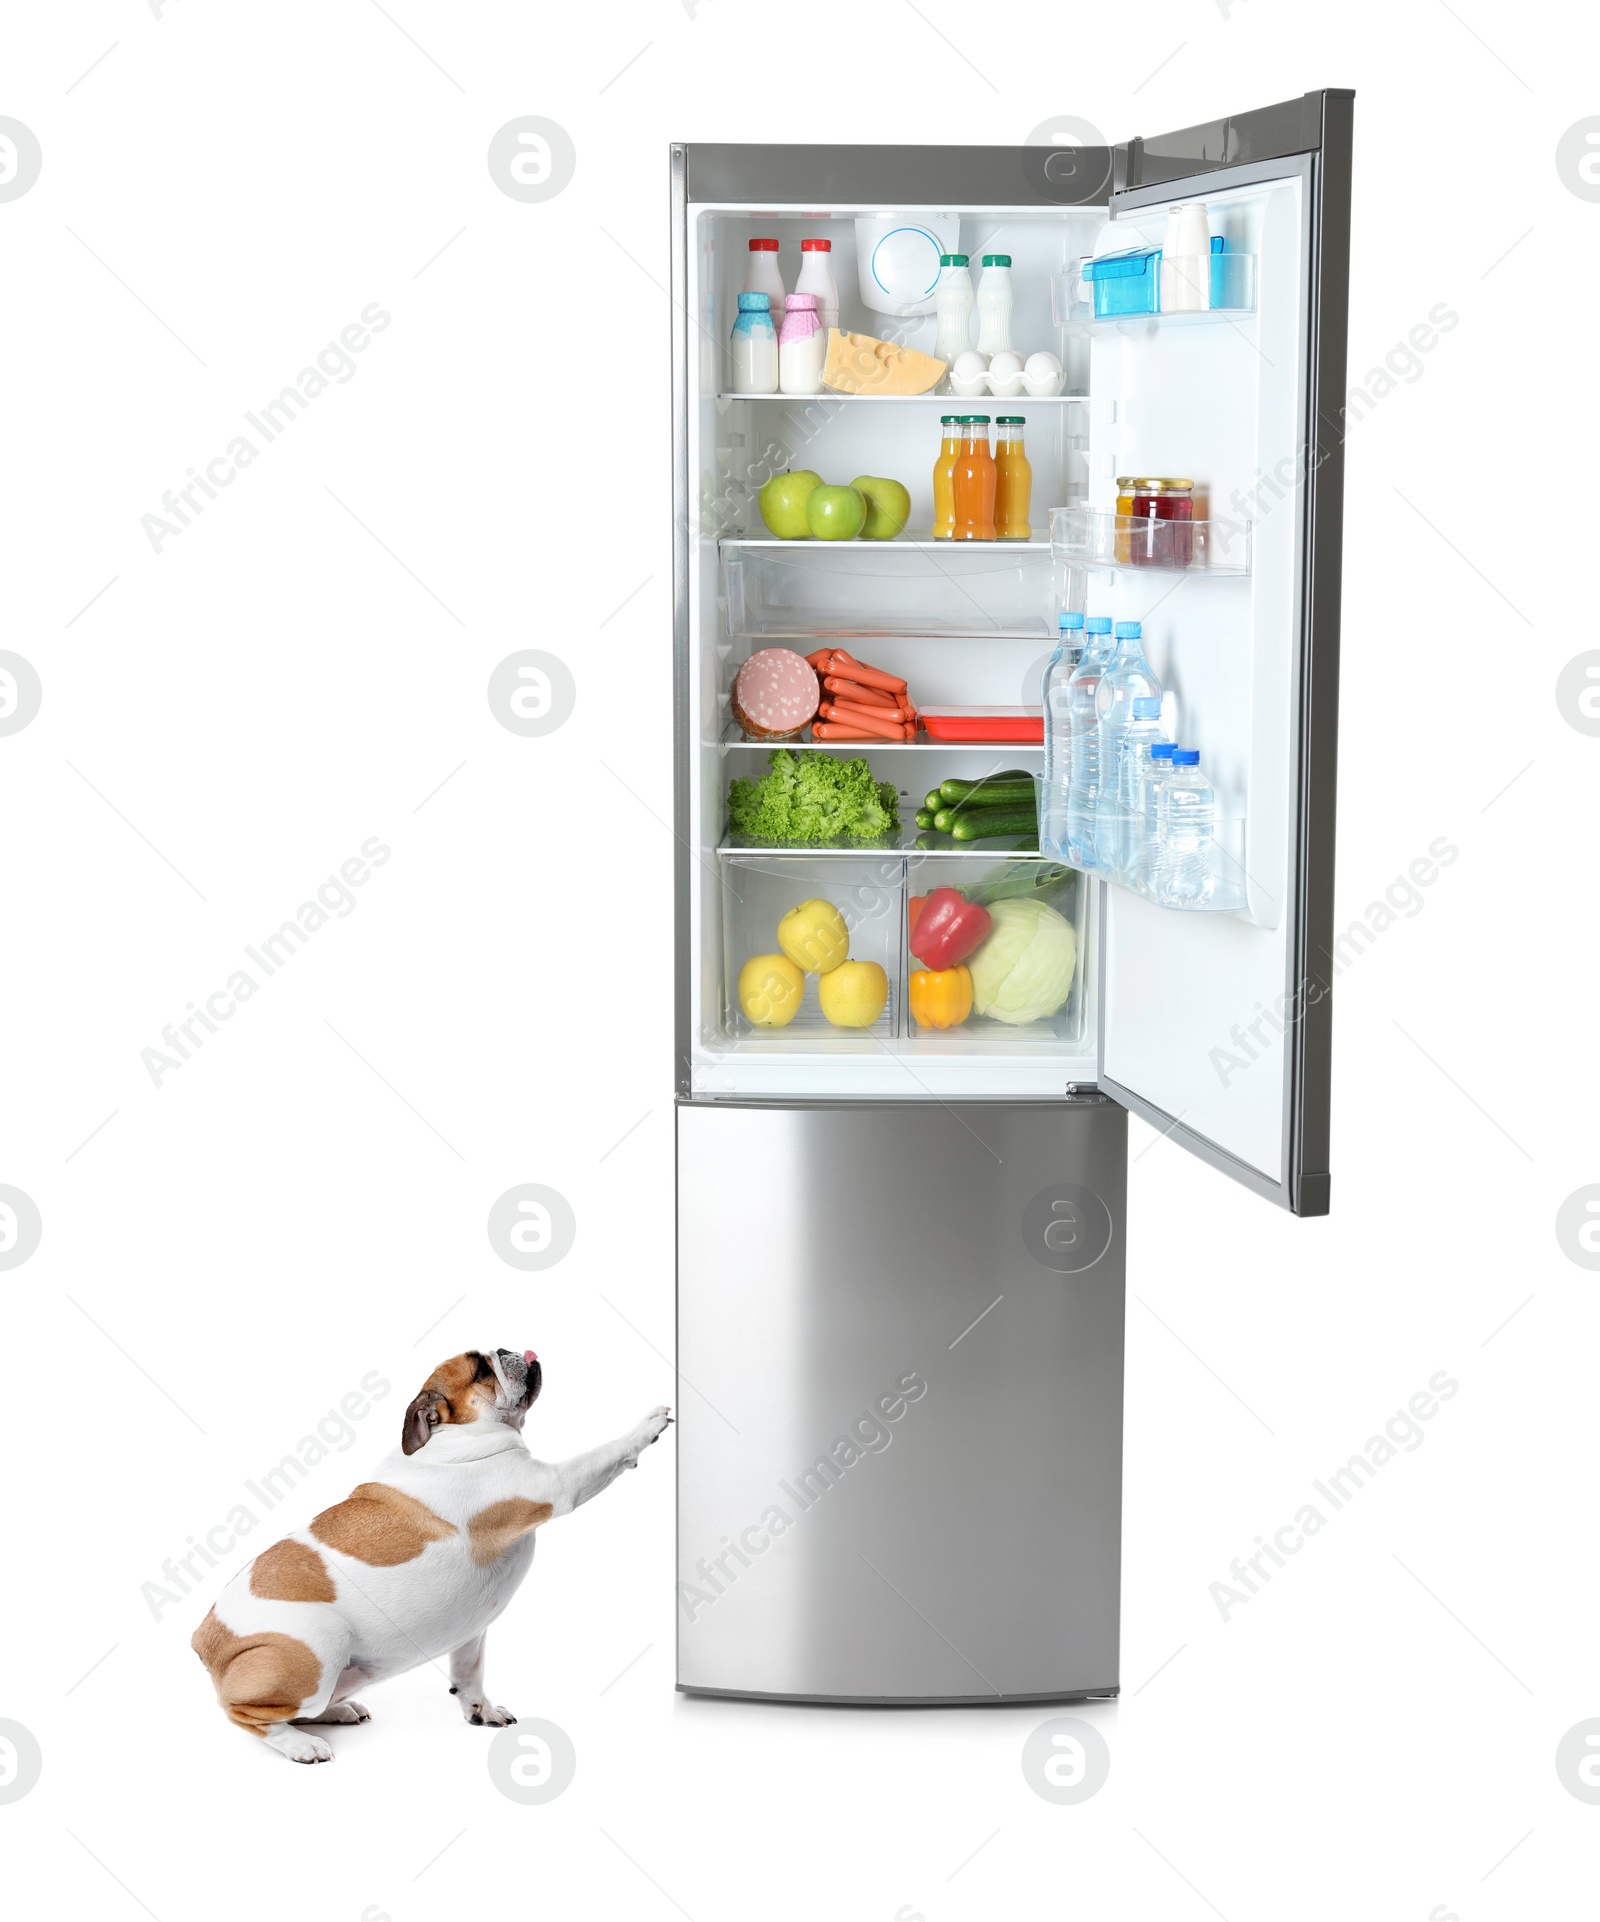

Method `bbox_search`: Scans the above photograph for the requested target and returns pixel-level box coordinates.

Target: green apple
[851,474,912,540]
[806,483,866,541]
[758,469,822,539]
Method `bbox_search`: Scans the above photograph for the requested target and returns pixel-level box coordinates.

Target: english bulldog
[192,1347,670,1763]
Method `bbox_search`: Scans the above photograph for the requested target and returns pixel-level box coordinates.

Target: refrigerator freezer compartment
[1049,507,1252,576]
[1043,809,1253,917]
[906,855,1087,1044]
[722,539,1057,642]
[720,854,903,1041]
[920,705,1044,743]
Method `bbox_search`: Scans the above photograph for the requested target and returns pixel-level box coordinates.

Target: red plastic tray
[919,706,1044,743]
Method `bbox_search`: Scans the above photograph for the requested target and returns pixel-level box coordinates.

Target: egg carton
[946,351,1065,399]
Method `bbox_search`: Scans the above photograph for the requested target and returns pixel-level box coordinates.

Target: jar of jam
[1130,478,1194,568]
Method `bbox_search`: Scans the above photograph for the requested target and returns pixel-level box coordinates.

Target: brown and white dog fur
[192,1347,670,1763]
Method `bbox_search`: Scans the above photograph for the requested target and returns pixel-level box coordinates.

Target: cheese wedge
[822,329,946,396]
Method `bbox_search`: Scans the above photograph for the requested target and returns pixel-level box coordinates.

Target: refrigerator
[671,90,1351,1703]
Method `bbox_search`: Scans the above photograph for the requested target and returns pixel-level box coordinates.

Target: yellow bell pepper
[909,964,973,1030]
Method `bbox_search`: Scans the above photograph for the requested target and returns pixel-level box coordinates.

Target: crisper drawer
[720,854,904,1042]
[721,539,1058,642]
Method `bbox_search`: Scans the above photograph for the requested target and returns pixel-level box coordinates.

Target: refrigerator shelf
[1049,507,1253,577]
[719,840,1049,860]
[716,392,1088,405]
[720,726,1043,752]
[721,538,1054,552]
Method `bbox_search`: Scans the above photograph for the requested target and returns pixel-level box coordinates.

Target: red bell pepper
[909,886,991,971]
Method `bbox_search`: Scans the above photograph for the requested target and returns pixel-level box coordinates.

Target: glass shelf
[719,838,1048,860]
[717,392,1087,405]
[1049,507,1252,577]
[720,725,1043,752]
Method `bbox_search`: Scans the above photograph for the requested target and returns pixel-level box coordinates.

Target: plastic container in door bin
[931,416,960,540]
[952,415,996,541]
[730,292,778,395]
[795,238,839,333]
[1082,246,1161,319]
[1159,203,1211,313]
[1153,749,1215,907]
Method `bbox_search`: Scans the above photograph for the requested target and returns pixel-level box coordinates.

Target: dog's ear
[402,1389,448,1455]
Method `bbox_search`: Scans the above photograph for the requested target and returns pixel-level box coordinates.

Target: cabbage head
[966,897,1077,1026]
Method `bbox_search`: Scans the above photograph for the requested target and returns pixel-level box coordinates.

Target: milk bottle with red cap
[794,238,839,333]
[743,238,788,331]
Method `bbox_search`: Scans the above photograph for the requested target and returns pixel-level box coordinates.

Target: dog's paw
[630,1405,673,1456]
[462,1699,517,1728]
[276,1731,334,1764]
[315,1700,371,1725]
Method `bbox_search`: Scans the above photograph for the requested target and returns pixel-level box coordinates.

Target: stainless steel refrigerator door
[677,1099,1126,1704]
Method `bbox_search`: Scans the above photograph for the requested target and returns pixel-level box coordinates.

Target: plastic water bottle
[1111,695,1167,877]
[1133,740,1178,888]
[1065,616,1115,866]
[1154,749,1215,906]
[1094,621,1162,869]
[1040,610,1085,857]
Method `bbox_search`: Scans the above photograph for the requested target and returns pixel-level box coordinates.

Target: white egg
[988,351,1025,379]
[952,351,988,380]
[1024,351,1062,380]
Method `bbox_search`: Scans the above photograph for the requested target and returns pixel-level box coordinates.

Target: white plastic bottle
[1154,749,1216,905]
[794,238,839,334]
[743,238,788,331]
[933,253,975,368]
[730,292,778,394]
[976,253,1015,357]
[1159,203,1210,313]
[778,293,826,394]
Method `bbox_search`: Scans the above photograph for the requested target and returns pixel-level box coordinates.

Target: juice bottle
[952,415,996,541]
[931,415,961,539]
[994,416,1032,539]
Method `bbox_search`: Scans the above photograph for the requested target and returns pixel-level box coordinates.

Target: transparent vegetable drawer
[721,539,1057,642]
[904,856,1086,1045]
[720,855,903,1042]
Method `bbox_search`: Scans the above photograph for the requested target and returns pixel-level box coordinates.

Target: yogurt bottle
[730,292,777,394]
[778,292,826,394]
[794,238,839,333]
[933,253,975,368]
[743,238,788,328]
[976,254,1015,357]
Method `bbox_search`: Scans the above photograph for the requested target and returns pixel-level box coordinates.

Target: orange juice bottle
[952,415,996,541]
[931,415,960,539]
[994,416,1033,539]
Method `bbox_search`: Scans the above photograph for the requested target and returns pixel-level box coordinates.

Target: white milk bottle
[976,254,1015,357]
[933,253,975,367]
[778,294,826,393]
[730,292,778,394]
[794,238,840,333]
[743,238,788,328]
[1159,203,1210,312]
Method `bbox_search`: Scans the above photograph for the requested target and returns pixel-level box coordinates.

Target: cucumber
[939,774,1035,805]
[915,808,937,830]
[938,779,1036,812]
[924,789,944,813]
[951,807,1039,843]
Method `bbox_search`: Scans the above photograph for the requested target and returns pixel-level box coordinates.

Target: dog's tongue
[523,1349,538,1367]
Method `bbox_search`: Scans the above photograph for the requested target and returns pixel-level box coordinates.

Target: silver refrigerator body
[676,1099,1126,1703]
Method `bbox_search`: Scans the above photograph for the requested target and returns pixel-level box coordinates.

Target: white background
[1,3,1594,1918]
